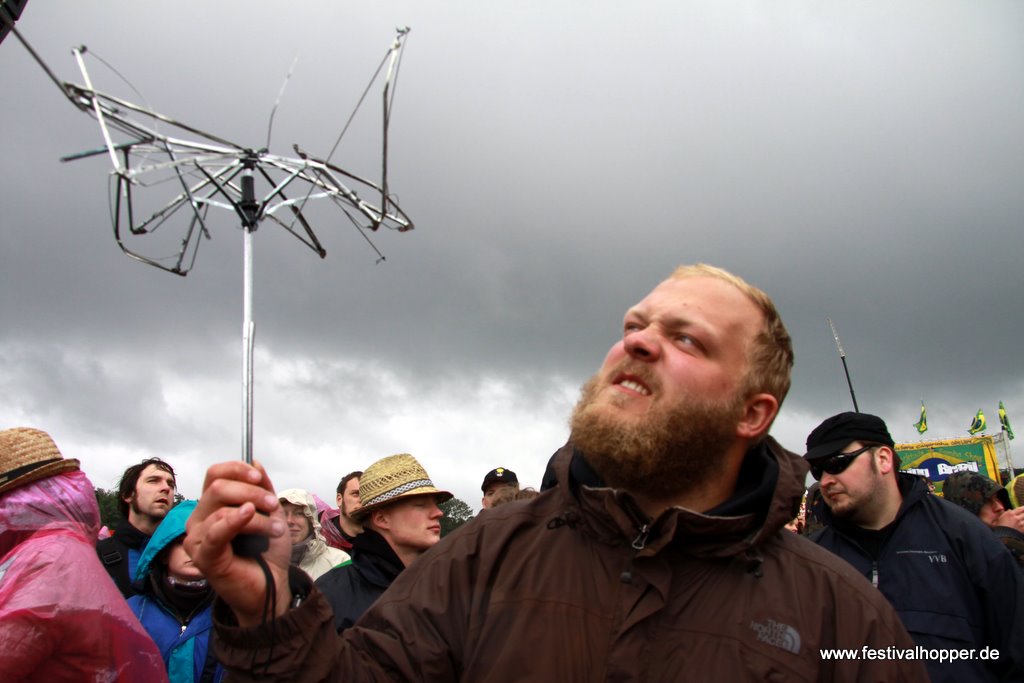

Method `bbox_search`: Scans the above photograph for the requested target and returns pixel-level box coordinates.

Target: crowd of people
[2,263,1023,681]
[0,426,530,682]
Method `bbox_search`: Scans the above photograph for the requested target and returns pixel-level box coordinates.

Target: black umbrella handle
[232,526,270,558]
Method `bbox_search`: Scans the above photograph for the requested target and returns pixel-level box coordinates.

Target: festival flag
[999,401,1015,440]
[913,402,928,434]
[968,409,986,435]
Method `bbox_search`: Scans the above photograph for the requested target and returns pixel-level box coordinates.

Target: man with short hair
[187,264,926,680]
[480,467,518,509]
[320,471,363,551]
[97,457,177,597]
[315,454,449,631]
[805,411,1024,682]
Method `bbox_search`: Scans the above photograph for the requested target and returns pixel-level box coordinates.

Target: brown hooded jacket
[214,438,926,681]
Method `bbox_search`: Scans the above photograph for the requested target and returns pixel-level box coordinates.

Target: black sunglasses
[810,444,875,481]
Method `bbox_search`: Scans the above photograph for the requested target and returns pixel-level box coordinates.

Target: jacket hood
[351,527,406,589]
[553,436,807,559]
[0,470,100,559]
[279,488,329,546]
[134,499,197,582]
[748,436,809,545]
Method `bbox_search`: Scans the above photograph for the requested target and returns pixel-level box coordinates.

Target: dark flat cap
[805,412,894,461]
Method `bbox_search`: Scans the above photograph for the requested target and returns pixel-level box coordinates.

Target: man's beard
[569,364,746,502]
[340,501,361,525]
[823,456,881,523]
[130,495,166,521]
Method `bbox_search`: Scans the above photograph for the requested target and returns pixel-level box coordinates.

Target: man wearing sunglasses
[805,411,1024,682]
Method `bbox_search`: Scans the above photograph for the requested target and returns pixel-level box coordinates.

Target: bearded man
[186,264,926,681]
[805,413,1023,682]
[320,471,363,551]
[97,457,177,598]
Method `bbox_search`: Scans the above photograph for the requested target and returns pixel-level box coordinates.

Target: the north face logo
[749,618,801,655]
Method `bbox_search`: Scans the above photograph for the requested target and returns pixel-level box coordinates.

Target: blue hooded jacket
[127,500,223,683]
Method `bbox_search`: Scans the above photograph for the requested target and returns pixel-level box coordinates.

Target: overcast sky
[2,0,1022,512]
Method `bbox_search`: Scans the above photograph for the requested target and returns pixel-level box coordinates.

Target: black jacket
[314,529,404,632]
[812,473,1024,682]
[96,517,151,598]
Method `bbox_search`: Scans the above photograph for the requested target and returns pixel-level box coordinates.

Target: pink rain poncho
[0,469,168,682]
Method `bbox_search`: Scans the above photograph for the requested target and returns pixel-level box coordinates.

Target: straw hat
[0,428,80,495]
[1008,474,1024,509]
[352,453,451,521]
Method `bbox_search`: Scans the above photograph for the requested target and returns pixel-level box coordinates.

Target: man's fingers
[994,507,1024,532]
[196,503,278,552]
[180,461,295,625]
[185,461,286,565]
[200,460,262,491]
[201,502,257,547]
[251,460,278,493]
[204,476,280,513]
[189,462,281,531]
[1004,507,1024,530]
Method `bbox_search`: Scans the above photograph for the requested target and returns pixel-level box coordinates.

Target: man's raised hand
[184,461,293,626]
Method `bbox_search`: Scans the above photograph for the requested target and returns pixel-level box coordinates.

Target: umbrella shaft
[242,227,254,463]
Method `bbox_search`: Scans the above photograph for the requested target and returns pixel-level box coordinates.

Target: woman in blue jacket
[128,500,223,683]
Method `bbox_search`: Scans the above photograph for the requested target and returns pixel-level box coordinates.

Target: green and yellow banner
[897,435,1002,494]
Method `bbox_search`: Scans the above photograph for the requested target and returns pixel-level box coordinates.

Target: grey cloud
[3,0,1023,504]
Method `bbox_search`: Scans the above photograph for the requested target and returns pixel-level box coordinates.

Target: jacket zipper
[632,523,650,550]
[871,561,879,587]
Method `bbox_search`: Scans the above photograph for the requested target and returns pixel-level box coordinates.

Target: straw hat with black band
[352,453,452,522]
[0,427,80,495]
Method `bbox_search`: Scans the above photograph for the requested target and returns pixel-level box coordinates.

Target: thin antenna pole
[828,317,860,412]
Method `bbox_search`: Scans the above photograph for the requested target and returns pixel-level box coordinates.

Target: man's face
[979,495,1007,527]
[482,482,518,509]
[818,441,884,523]
[570,276,761,499]
[281,501,312,545]
[337,477,361,520]
[127,463,176,521]
[377,495,443,555]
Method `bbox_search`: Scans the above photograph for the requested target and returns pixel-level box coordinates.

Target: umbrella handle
[233,530,270,557]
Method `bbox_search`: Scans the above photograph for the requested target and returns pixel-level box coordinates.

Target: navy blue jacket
[812,474,1023,682]
[314,529,404,632]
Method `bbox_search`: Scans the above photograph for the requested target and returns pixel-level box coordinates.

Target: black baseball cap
[805,412,895,461]
[481,467,518,492]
